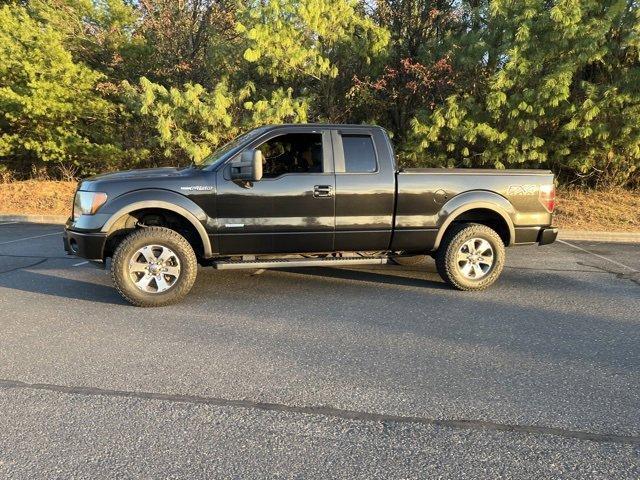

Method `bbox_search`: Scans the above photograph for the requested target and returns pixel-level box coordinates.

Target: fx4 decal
[507,184,538,196]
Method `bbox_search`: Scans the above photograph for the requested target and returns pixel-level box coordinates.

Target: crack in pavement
[0,231,61,246]
[1,378,638,446]
[559,240,638,273]
[577,261,640,287]
[0,254,74,260]
[0,258,47,275]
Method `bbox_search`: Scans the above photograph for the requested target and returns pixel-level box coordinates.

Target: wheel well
[104,208,205,259]
[445,208,511,246]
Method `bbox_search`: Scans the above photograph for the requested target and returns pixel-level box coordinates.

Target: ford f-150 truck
[63,124,558,306]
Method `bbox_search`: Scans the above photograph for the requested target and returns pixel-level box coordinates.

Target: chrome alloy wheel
[128,244,181,293]
[456,237,494,280]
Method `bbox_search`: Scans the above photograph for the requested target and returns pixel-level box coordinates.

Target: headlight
[73,191,108,220]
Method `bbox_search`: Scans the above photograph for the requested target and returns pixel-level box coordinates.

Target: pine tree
[0,4,124,176]
[410,0,640,187]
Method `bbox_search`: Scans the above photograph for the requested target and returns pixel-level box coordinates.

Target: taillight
[539,184,556,213]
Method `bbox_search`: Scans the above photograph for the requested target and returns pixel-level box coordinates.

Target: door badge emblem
[180,186,214,191]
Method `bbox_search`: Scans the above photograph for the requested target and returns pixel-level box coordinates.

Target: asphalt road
[0,221,639,479]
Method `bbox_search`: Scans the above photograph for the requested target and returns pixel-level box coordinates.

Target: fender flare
[433,191,516,250]
[100,190,213,258]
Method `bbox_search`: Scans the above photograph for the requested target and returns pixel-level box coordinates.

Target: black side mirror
[230,149,263,182]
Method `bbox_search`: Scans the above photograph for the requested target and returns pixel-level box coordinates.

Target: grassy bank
[0,181,638,232]
[0,180,76,217]
[554,188,639,232]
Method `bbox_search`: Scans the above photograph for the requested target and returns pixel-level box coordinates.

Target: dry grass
[0,181,638,232]
[0,181,76,216]
[555,187,640,232]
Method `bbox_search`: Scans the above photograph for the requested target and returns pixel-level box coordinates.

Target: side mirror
[230,149,263,182]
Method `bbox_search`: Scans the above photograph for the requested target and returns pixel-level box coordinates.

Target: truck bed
[400,168,553,175]
[391,168,555,252]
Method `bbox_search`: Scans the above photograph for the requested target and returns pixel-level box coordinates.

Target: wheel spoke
[476,239,492,256]
[472,263,484,278]
[479,257,493,268]
[163,265,180,277]
[157,246,175,263]
[139,246,157,263]
[457,251,469,263]
[155,275,171,292]
[473,263,485,278]
[460,261,473,276]
[135,273,154,291]
[129,261,148,273]
[463,239,476,254]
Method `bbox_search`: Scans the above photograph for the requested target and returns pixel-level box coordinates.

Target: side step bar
[213,256,390,270]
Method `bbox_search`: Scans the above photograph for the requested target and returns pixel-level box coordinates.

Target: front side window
[257,133,323,178]
[342,135,377,173]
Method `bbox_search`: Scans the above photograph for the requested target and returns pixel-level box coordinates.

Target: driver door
[215,128,335,255]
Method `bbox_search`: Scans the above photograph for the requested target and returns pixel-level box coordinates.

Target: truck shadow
[0,260,449,307]
[276,266,449,290]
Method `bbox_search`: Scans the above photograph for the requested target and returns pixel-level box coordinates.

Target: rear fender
[434,191,516,250]
[100,189,213,258]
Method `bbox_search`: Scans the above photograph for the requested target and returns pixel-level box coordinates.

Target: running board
[213,256,390,270]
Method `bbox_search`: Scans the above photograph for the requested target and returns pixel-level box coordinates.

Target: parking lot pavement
[0,222,639,478]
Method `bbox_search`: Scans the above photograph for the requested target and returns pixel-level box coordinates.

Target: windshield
[200,127,269,169]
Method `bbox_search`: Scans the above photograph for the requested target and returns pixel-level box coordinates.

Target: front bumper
[63,227,107,260]
[537,227,558,245]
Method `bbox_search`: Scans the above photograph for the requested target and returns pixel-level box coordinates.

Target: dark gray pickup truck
[64,124,557,306]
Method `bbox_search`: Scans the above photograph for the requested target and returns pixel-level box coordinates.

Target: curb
[558,230,640,243]
[0,214,67,224]
[2,214,639,243]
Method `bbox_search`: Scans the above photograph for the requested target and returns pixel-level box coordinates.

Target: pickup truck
[63,124,558,306]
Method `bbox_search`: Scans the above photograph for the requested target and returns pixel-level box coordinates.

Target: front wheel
[111,227,198,307]
[435,223,505,291]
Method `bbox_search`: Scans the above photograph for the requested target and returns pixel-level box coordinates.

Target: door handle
[313,185,333,197]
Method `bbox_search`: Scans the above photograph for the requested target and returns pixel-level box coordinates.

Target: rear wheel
[111,227,197,307]
[435,223,505,291]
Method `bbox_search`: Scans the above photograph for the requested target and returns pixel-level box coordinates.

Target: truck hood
[87,167,188,182]
[77,166,213,199]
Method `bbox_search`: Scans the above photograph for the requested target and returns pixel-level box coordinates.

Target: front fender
[433,190,516,249]
[99,189,213,258]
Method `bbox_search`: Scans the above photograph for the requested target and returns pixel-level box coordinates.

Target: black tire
[393,255,429,266]
[111,227,198,307]
[435,223,505,291]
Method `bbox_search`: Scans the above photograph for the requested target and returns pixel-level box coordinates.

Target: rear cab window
[341,134,377,173]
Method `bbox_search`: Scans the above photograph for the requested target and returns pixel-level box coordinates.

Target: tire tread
[111,227,197,307]
[435,223,505,291]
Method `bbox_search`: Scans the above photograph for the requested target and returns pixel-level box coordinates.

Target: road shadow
[0,268,127,305]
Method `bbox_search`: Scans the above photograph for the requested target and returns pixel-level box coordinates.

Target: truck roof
[256,123,383,130]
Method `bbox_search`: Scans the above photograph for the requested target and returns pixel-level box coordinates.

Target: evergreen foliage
[410,0,640,186]
[0,0,638,186]
[0,5,124,175]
